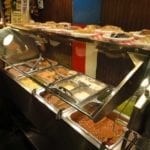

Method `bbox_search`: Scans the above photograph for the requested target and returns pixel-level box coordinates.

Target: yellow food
[19,77,41,91]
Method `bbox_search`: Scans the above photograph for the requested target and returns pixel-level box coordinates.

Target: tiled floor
[0,129,35,150]
[0,99,36,150]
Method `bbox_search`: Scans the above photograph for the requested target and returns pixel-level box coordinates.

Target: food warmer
[0,26,150,150]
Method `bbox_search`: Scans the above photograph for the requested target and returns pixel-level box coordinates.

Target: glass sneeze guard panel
[0,27,40,64]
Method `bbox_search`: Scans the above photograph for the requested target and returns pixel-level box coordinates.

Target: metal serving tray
[34,88,72,114]
[54,74,108,104]
[31,65,78,87]
[72,75,107,92]
[4,57,58,79]
[31,68,63,86]
[62,108,128,149]
[17,76,43,93]
[77,98,103,117]
[52,65,77,78]
[25,57,58,71]
[5,64,31,79]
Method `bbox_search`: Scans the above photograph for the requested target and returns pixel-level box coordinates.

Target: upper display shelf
[7,22,150,55]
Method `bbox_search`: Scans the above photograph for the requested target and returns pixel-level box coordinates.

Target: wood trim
[37,0,72,22]
[101,0,150,31]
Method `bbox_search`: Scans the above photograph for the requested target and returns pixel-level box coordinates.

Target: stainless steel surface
[24,57,58,71]
[30,68,63,86]
[4,56,57,72]
[62,108,128,149]
[5,64,31,79]
[34,88,72,115]
[52,65,77,77]
[51,74,111,118]
[17,76,43,93]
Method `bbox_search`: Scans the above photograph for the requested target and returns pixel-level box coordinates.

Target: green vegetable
[116,98,136,116]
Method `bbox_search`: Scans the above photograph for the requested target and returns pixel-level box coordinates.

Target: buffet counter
[0,24,150,150]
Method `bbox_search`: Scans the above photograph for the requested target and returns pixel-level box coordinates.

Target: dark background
[32,0,150,31]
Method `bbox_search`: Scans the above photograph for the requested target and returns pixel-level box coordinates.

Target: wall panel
[37,0,72,22]
[101,0,150,31]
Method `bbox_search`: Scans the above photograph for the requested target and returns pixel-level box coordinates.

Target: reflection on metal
[49,40,60,47]
[128,53,144,66]
[3,34,14,46]
[135,94,147,110]
[141,78,149,87]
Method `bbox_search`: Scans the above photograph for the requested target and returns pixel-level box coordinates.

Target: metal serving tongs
[0,56,30,77]
[30,55,54,71]
[120,130,142,150]
[48,84,73,97]
[48,84,76,103]
[45,57,53,67]
[29,54,43,71]
[0,56,50,90]
[58,86,73,97]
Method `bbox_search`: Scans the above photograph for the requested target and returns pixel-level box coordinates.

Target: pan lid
[0,27,40,64]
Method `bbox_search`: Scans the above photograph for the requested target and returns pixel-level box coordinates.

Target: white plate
[43,28,73,34]
[102,33,134,42]
[71,32,96,38]
[42,28,62,32]
[95,29,113,34]
[131,32,146,38]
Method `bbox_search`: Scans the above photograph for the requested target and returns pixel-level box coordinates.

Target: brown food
[140,29,150,36]
[84,25,101,30]
[71,112,124,146]
[134,36,150,45]
[44,21,56,25]
[46,24,57,29]
[16,65,31,72]
[55,67,69,76]
[35,70,59,83]
[42,92,70,109]
[7,64,31,78]
[71,26,82,30]
[54,66,76,77]
[27,59,57,69]
[100,25,123,32]
[38,60,51,68]
[7,68,22,77]
[57,22,71,29]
